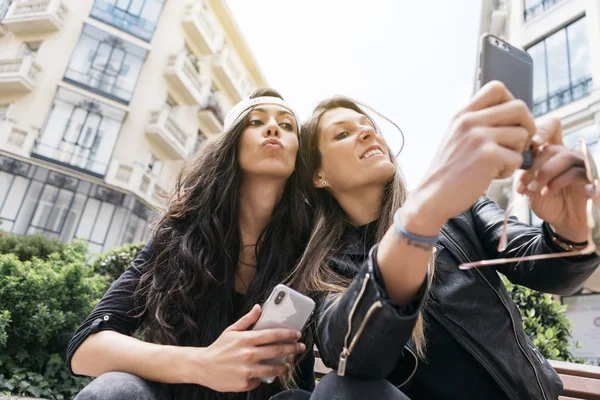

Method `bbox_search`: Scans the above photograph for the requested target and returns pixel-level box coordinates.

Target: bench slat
[557,374,600,400]
[551,360,600,380]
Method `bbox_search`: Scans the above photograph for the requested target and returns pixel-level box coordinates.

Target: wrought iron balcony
[181,3,224,55]
[524,0,562,21]
[211,46,252,102]
[0,118,38,158]
[532,76,593,117]
[0,55,41,93]
[145,108,196,160]
[3,0,68,35]
[164,52,208,105]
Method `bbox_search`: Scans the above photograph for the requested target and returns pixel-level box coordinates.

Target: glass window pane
[0,171,13,208]
[76,198,101,240]
[29,185,58,230]
[46,189,75,233]
[90,202,115,244]
[61,193,87,242]
[545,29,570,94]
[91,0,164,41]
[33,88,126,176]
[64,24,147,102]
[0,176,29,221]
[528,41,548,102]
[12,181,43,235]
[567,18,592,83]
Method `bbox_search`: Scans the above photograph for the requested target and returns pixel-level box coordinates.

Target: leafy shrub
[0,240,108,399]
[90,242,146,282]
[0,233,66,262]
[503,277,583,363]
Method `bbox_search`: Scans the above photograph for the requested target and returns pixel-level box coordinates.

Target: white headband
[223,96,301,132]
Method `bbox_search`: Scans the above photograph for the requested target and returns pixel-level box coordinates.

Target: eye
[334,131,349,140]
[248,119,263,126]
[280,122,294,131]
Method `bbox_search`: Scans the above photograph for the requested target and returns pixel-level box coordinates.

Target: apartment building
[0,0,267,254]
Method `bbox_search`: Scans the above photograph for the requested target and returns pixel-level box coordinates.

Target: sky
[226,0,483,188]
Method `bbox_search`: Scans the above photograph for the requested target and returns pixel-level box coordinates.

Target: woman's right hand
[403,81,536,234]
[186,304,305,393]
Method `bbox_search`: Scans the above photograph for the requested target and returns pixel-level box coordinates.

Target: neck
[238,175,286,245]
[335,184,384,226]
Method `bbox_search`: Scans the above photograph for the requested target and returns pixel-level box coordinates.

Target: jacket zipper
[441,229,548,400]
[338,272,382,376]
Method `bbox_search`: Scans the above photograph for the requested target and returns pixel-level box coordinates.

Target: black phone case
[479,34,534,168]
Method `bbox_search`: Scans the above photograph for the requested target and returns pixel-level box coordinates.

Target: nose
[264,117,280,138]
[358,126,376,142]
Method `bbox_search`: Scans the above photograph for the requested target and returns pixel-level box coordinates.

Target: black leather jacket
[315,197,599,400]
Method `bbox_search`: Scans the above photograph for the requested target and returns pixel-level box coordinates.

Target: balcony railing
[164,52,207,105]
[105,160,166,207]
[211,46,252,102]
[0,118,38,158]
[145,108,195,159]
[524,0,562,21]
[0,55,41,93]
[533,76,593,117]
[198,93,224,135]
[90,0,161,42]
[3,0,68,35]
[181,3,224,55]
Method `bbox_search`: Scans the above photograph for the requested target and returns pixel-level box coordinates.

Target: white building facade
[0,0,267,254]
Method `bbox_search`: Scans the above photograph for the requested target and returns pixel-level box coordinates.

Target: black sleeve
[65,241,154,376]
[470,197,599,295]
[315,245,428,380]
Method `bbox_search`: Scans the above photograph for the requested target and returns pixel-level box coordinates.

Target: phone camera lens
[274,291,286,305]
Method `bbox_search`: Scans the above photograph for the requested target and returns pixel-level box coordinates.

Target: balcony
[524,0,562,22]
[0,118,38,158]
[181,3,224,55]
[164,52,208,106]
[211,46,251,102]
[198,93,224,135]
[105,160,157,203]
[3,0,68,35]
[0,56,41,93]
[145,108,195,160]
[533,76,593,117]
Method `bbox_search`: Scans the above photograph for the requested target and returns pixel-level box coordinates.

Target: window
[32,88,126,177]
[0,155,153,252]
[527,18,592,117]
[145,153,162,175]
[64,24,148,103]
[524,0,562,21]
[90,0,165,42]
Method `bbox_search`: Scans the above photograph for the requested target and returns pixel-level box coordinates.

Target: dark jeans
[74,371,410,400]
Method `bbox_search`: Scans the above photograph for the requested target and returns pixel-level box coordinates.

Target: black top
[67,242,315,400]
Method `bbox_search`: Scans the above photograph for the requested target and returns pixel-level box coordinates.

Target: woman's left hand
[517,118,590,242]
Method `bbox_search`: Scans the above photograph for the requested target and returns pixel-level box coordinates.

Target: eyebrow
[330,115,372,127]
[252,107,294,118]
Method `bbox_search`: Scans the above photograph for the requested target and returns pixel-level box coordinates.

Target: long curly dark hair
[134,89,312,399]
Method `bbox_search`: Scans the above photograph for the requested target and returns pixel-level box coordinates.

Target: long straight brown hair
[287,96,433,358]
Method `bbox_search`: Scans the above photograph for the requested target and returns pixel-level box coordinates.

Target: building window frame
[527,16,593,117]
[90,0,165,42]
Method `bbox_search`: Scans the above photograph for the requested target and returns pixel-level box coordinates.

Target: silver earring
[322,181,327,186]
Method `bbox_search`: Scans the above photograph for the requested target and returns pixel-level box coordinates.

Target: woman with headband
[288,82,599,399]
[68,89,315,400]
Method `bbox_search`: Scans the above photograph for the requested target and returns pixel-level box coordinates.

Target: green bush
[0,240,109,399]
[90,241,146,282]
[0,233,66,262]
[503,277,583,363]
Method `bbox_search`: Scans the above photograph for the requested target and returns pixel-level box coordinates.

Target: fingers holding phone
[186,304,305,393]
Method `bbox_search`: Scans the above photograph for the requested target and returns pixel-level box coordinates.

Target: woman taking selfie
[292,81,599,400]
[68,89,315,400]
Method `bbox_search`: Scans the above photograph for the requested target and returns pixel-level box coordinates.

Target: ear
[313,169,327,189]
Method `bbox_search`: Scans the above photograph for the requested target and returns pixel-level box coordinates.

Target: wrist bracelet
[544,223,588,251]
[394,209,440,246]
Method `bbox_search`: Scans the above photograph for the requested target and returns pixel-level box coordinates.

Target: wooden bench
[313,355,600,399]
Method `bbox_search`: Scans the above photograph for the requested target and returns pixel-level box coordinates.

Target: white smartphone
[251,284,315,384]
